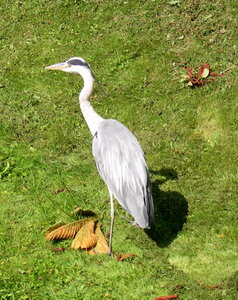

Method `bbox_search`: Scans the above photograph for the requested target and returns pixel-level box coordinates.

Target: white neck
[78,69,104,136]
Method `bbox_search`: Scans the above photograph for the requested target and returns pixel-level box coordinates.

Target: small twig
[203,283,224,290]
[52,187,67,195]
[51,185,74,195]
[51,247,68,252]
[220,65,235,74]
[153,294,179,300]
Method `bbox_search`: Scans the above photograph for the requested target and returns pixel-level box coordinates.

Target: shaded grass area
[0,0,238,299]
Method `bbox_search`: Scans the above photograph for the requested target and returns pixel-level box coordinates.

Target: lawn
[0,0,238,299]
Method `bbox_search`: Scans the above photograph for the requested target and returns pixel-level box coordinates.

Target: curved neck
[79,70,104,136]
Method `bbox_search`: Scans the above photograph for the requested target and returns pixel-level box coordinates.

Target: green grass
[1,0,238,299]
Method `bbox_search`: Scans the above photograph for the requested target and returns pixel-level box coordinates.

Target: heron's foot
[120,215,139,227]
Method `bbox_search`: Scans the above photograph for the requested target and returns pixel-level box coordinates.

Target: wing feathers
[92,119,153,228]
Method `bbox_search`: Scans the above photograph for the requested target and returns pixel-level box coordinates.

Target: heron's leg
[109,191,114,256]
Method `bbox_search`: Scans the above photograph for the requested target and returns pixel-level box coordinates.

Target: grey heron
[45,57,154,255]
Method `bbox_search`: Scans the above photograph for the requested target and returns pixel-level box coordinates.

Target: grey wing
[92,119,154,228]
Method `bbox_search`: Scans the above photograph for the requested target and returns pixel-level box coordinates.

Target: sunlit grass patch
[0,0,238,299]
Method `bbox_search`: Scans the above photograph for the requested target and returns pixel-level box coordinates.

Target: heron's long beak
[45,62,69,70]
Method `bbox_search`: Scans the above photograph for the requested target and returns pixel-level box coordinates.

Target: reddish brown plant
[184,63,223,87]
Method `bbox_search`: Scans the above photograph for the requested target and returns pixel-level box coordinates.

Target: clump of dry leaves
[45,207,109,255]
[46,207,137,260]
[182,63,223,87]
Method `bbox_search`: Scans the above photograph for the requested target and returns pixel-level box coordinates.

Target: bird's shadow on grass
[146,168,188,247]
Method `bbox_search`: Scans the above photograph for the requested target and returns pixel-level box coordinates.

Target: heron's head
[45,56,108,96]
[45,57,92,77]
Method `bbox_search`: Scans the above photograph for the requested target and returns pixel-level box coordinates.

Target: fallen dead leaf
[201,68,210,78]
[45,209,111,256]
[115,252,136,261]
[197,63,210,79]
[71,219,97,249]
[46,220,89,241]
[45,222,65,233]
[88,222,109,255]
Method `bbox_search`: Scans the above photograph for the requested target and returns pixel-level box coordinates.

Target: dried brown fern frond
[71,219,97,250]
